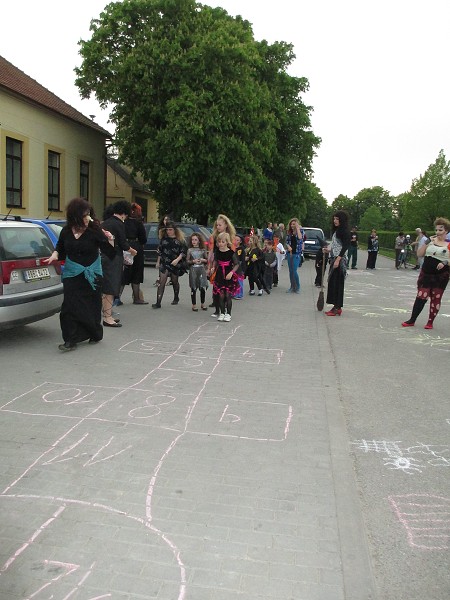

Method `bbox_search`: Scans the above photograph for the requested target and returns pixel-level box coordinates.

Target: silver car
[0,219,63,331]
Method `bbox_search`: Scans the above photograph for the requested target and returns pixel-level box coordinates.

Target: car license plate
[304,240,315,245]
[24,267,51,281]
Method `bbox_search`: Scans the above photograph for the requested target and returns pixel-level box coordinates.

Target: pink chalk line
[0,505,65,573]
[1,322,288,600]
[0,493,184,599]
[389,494,450,550]
[0,324,231,600]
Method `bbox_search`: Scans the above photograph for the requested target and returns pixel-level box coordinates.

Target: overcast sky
[2,0,450,204]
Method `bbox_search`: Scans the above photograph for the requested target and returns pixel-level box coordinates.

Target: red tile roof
[0,55,111,137]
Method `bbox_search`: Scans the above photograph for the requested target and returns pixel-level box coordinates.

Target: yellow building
[106,158,157,223]
[0,55,111,219]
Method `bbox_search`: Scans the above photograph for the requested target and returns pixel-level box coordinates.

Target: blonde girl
[208,214,236,316]
[212,232,239,321]
[285,217,304,293]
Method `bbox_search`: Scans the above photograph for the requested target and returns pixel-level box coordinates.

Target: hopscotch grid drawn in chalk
[119,339,283,364]
[0,321,292,600]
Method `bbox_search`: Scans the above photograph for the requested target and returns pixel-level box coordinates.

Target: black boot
[403,297,426,325]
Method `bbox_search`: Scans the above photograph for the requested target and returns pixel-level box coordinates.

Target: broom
[317,252,326,311]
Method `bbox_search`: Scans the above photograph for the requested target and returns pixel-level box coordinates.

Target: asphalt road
[331,254,450,600]
[0,255,448,600]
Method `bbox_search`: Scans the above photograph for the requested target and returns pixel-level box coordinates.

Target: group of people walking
[46,198,450,352]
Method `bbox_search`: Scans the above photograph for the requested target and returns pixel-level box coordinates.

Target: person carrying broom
[316,238,329,311]
[322,210,351,316]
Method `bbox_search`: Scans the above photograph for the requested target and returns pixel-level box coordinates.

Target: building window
[80,160,90,200]
[48,151,60,211]
[6,137,23,207]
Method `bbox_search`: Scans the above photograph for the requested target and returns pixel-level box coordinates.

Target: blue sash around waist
[62,255,103,290]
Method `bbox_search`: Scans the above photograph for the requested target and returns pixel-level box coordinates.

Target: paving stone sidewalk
[0,260,378,600]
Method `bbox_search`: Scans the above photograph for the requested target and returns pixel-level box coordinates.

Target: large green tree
[303,182,329,231]
[359,205,385,231]
[401,150,450,230]
[352,186,395,229]
[75,0,319,224]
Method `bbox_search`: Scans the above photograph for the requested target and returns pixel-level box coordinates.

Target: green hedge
[357,230,417,251]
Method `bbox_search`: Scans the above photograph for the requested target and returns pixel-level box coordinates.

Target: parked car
[302,227,326,258]
[143,222,212,265]
[0,218,63,331]
[21,218,66,247]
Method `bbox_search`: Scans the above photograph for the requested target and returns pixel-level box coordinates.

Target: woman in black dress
[120,202,148,304]
[152,222,187,308]
[324,210,351,316]
[45,197,116,351]
[154,214,173,286]
[101,201,137,326]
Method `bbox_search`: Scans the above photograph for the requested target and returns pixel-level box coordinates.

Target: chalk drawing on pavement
[0,321,291,600]
[188,396,293,441]
[351,439,450,474]
[389,494,450,550]
[41,434,132,467]
[120,339,283,364]
[343,304,409,317]
[0,495,183,598]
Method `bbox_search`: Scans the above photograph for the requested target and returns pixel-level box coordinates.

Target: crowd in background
[47,198,450,351]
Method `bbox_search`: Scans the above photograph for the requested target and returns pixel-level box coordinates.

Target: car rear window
[47,223,64,238]
[198,226,212,240]
[145,224,158,238]
[304,232,322,240]
[0,227,54,260]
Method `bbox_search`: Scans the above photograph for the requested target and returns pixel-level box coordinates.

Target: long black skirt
[102,253,123,295]
[60,274,103,344]
[122,246,145,285]
[326,264,346,308]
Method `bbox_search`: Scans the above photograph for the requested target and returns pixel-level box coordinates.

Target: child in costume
[186,233,208,311]
[208,214,236,316]
[263,238,277,290]
[233,235,247,299]
[212,232,239,321]
[245,235,270,296]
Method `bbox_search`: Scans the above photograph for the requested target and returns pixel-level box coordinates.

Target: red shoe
[336,308,342,316]
[424,322,433,330]
[401,321,415,327]
[325,309,337,316]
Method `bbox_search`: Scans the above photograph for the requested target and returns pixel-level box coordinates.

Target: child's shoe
[224,314,231,322]
[249,290,255,296]
[217,313,225,322]
[424,321,433,330]
[257,290,263,296]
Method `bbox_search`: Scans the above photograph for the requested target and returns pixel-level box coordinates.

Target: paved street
[0,254,449,600]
